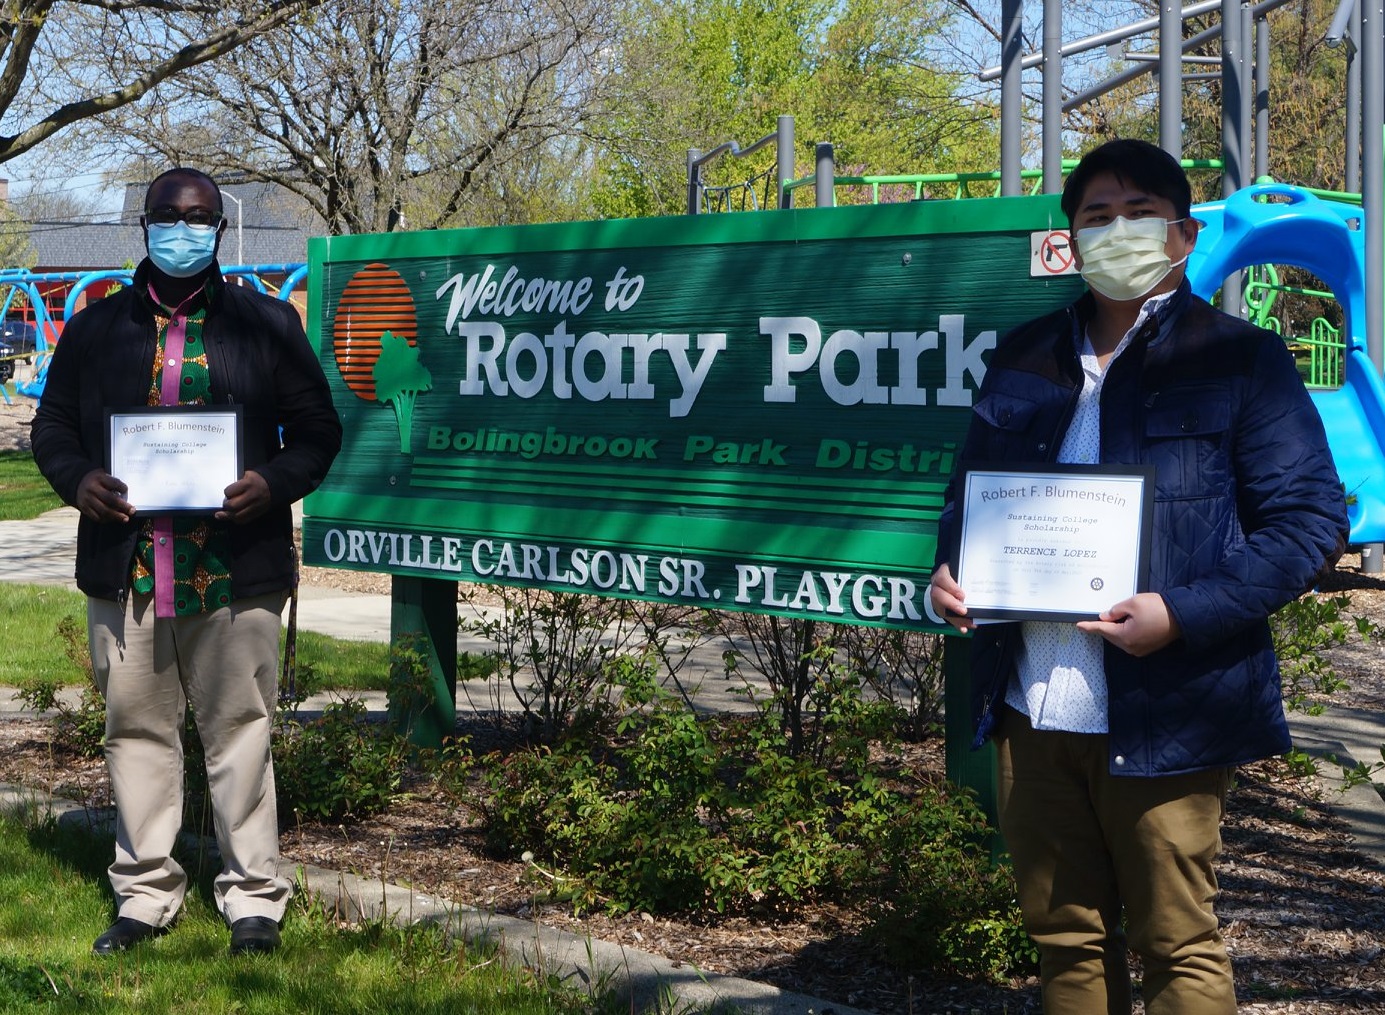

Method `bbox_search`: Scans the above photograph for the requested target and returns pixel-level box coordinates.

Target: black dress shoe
[229,916,281,955]
[92,917,163,954]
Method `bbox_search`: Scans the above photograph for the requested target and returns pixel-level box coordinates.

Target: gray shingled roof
[31,181,322,272]
[31,221,314,271]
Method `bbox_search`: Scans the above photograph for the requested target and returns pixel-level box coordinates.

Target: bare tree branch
[0,0,324,163]
[90,0,617,233]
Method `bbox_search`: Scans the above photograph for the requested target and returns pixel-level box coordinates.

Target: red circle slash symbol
[1040,231,1075,274]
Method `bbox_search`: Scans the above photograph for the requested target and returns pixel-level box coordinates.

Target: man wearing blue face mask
[930,140,1347,1013]
[31,168,342,958]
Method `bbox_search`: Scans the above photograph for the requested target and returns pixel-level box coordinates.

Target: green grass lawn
[0,449,390,694]
[0,584,88,686]
[287,629,390,694]
[0,449,62,521]
[0,811,600,1014]
[0,583,391,693]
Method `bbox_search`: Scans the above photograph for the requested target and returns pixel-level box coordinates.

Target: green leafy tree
[0,202,36,271]
[372,330,432,454]
[590,0,997,217]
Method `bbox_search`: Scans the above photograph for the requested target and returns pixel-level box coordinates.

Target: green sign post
[304,195,1082,768]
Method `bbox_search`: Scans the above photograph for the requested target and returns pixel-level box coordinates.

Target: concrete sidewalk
[0,505,753,713]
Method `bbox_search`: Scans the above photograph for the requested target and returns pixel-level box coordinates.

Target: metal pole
[1063,0,1295,112]
[1042,0,1062,194]
[222,190,244,284]
[686,148,701,216]
[776,115,794,210]
[981,0,1224,80]
[1363,0,1384,574]
[1001,0,1023,196]
[1242,3,1254,179]
[1363,0,1382,367]
[1348,1,1363,194]
[1222,0,1245,316]
[815,143,835,208]
[1255,9,1269,180]
[1328,0,1359,42]
[1160,1,1183,159]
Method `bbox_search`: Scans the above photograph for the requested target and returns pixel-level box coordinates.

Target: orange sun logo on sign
[332,263,420,402]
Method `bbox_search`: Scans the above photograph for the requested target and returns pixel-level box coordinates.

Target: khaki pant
[995,707,1235,1015]
[88,591,290,926]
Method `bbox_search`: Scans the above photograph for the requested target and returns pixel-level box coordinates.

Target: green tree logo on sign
[373,329,433,453]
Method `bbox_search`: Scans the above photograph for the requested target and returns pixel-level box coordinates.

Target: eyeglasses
[145,207,224,231]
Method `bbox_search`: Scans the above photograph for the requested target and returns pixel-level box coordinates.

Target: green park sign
[302,196,1083,631]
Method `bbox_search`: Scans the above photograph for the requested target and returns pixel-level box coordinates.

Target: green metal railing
[1253,175,1365,207]
[782,159,1227,204]
[1306,318,1345,388]
[1245,262,1346,388]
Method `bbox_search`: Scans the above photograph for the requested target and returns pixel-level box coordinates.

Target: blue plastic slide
[1188,183,1384,544]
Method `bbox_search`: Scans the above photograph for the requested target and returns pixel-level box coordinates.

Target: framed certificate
[105,405,244,514]
[953,464,1155,622]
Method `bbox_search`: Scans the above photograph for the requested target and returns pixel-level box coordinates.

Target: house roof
[120,181,322,233]
[30,181,322,272]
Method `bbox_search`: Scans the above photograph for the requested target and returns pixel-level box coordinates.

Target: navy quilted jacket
[934,281,1348,776]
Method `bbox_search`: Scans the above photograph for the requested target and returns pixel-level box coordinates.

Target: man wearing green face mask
[929,139,1347,1013]
[31,168,342,958]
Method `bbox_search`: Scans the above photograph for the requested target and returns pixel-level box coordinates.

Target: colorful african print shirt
[130,286,235,615]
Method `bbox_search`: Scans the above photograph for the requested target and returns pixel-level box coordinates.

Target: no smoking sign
[1030,229,1077,276]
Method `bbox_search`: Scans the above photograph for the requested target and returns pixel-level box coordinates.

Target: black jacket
[934,282,1348,776]
[31,259,343,602]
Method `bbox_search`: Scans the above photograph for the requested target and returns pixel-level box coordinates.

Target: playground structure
[1187,183,1385,543]
[686,0,1385,555]
[0,263,308,406]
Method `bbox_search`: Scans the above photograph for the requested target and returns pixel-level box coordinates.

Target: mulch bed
[3,694,1384,1012]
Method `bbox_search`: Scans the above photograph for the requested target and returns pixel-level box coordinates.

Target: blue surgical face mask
[146,221,218,278]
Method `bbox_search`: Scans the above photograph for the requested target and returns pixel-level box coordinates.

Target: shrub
[474,663,703,909]
[1272,592,1355,714]
[16,614,106,759]
[15,677,105,759]
[837,625,947,740]
[387,634,441,740]
[473,661,1032,986]
[855,791,1037,982]
[716,615,946,757]
[273,699,408,822]
[55,613,92,679]
[461,587,651,742]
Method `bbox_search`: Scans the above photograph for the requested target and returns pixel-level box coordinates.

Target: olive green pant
[995,707,1235,1015]
[88,590,290,927]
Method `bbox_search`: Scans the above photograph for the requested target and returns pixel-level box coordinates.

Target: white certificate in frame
[953,464,1155,622]
[105,406,244,514]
